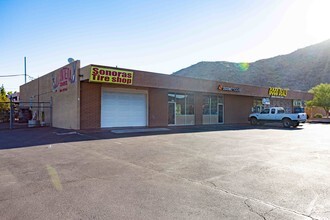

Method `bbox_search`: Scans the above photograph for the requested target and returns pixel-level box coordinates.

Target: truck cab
[249,107,307,128]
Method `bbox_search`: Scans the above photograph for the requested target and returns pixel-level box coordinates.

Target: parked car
[248,107,307,128]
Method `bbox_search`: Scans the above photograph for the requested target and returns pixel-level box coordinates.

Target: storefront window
[252,99,264,113]
[293,99,304,113]
[203,95,224,124]
[175,93,185,115]
[210,96,218,115]
[176,104,182,115]
[293,100,302,107]
[167,93,195,125]
[217,96,224,104]
[186,94,194,115]
[168,93,175,102]
[271,98,292,113]
[203,96,210,115]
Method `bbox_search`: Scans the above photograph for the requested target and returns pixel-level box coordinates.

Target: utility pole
[9,95,13,129]
[37,76,39,120]
[24,57,27,83]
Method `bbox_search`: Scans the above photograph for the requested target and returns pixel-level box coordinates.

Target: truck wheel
[250,117,258,126]
[293,122,299,127]
[282,118,292,128]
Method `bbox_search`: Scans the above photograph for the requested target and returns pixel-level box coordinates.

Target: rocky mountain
[173,39,330,91]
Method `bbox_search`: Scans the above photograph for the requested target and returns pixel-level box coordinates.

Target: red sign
[52,63,76,92]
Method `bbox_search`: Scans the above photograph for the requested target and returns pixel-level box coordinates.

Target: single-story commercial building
[20,61,313,129]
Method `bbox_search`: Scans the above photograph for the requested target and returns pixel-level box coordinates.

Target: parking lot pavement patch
[54,131,79,136]
[111,128,170,134]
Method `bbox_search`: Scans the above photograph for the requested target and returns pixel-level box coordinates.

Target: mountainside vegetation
[173,39,330,91]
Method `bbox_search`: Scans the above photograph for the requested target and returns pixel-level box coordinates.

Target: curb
[307,120,330,124]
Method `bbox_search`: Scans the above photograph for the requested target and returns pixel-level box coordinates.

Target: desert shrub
[314,113,323,118]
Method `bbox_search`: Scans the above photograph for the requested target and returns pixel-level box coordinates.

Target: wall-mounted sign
[268,87,288,97]
[293,100,303,107]
[90,66,133,85]
[262,98,270,105]
[218,84,240,92]
[52,62,77,93]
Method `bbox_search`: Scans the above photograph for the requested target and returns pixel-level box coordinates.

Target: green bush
[314,113,323,118]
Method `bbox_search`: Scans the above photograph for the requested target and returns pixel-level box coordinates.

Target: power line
[0,74,25,77]
[0,74,35,80]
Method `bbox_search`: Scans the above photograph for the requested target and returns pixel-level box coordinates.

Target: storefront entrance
[218,104,224,123]
[202,95,224,124]
[168,102,176,125]
[167,93,195,125]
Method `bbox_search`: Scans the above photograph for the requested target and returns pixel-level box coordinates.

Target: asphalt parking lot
[0,123,330,220]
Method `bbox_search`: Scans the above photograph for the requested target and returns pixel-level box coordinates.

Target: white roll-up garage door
[101,89,147,128]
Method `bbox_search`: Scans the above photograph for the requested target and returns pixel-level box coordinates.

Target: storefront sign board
[218,84,240,92]
[90,66,133,85]
[268,87,288,97]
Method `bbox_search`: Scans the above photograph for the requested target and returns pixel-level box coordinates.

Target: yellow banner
[89,66,133,85]
[268,87,288,97]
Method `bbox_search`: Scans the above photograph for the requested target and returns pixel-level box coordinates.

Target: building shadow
[0,123,304,150]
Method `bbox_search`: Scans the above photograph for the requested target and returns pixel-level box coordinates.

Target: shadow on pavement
[0,123,304,150]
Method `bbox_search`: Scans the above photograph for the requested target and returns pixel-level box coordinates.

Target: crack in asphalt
[3,143,321,220]
[0,187,48,203]
[265,208,275,216]
[206,181,217,187]
[206,180,319,220]
[2,143,321,220]
[244,199,267,220]
[306,194,318,217]
[83,148,321,220]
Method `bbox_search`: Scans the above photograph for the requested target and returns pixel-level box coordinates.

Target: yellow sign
[268,87,288,97]
[90,66,133,85]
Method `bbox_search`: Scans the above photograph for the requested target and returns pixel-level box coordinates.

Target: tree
[307,83,330,118]
[0,85,10,116]
[0,85,9,102]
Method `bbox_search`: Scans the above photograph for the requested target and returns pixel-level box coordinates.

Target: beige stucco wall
[20,61,80,129]
[224,95,254,123]
[306,107,327,118]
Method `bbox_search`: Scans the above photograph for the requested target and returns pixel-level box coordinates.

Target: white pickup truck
[248,107,307,128]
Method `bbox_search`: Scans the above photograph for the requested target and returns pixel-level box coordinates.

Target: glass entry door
[218,104,224,124]
[168,102,176,125]
[202,95,224,124]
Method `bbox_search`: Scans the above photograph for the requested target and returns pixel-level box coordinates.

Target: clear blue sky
[1,0,330,91]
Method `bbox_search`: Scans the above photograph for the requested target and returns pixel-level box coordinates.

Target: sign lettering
[218,85,240,92]
[268,87,288,97]
[90,66,133,85]
[52,62,76,93]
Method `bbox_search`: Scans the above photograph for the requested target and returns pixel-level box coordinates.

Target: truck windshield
[261,109,270,114]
